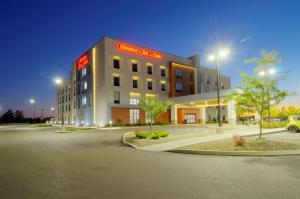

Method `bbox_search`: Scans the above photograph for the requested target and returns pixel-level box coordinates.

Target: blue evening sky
[0,0,299,117]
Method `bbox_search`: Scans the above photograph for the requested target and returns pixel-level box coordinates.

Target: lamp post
[29,99,36,122]
[208,48,230,127]
[54,77,64,127]
[259,68,276,122]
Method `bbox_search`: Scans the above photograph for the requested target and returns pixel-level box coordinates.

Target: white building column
[227,100,237,126]
[199,106,206,125]
[171,104,177,125]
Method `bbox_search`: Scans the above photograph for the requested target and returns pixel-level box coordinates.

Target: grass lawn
[179,137,300,151]
[31,124,53,127]
[125,131,214,147]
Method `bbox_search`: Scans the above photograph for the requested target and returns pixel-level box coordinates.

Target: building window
[132,77,138,88]
[160,81,166,92]
[132,62,138,72]
[82,67,86,77]
[113,91,120,104]
[113,58,120,69]
[175,69,182,78]
[82,96,87,105]
[147,65,153,75]
[207,76,211,84]
[176,83,183,92]
[206,86,210,92]
[147,80,153,90]
[113,76,120,86]
[184,113,196,124]
[160,67,166,77]
[130,109,140,124]
[221,81,225,89]
[83,81,88,90]
[130,98,139,105]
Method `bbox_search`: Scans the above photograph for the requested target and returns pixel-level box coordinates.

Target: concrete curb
[167,149,300,156]
[122,131,300,156]
[122,132,150,151]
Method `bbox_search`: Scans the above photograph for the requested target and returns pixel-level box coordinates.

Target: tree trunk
[259,113,263,139]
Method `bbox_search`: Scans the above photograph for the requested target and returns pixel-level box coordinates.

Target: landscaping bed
[178,137,300,151]
[125,131,214,147]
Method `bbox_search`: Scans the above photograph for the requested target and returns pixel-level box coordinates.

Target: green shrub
[151,133,160,139]
[158,132,169,137]
[262,122,287,129]
[135,132,150,139]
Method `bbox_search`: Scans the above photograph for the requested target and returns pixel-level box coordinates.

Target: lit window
[147,79,153,90]
[160,66,166,77]
[83,81,88,90]
[113,91,120,104]
[113,58,120,69]
[175,69,182,78]
[113,74,120,86]
[82,67,86,77]
[147,64,153,75]
[176,83,183,92]
[130,98,140,105]
[160,81,166,92]
[130,109,140,124]
[132,62,138,72]
[82,96,87,105]
[133,78,138,88]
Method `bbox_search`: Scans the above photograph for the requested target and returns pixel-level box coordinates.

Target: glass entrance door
[184,113,196,124]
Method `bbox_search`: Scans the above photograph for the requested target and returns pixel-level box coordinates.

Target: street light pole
[54,77,64,127]
[29,99,36,123]
[216,56,222,127]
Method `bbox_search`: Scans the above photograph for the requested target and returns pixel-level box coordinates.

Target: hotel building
[55,36,236,127]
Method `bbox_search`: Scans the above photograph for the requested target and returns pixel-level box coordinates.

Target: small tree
[15,110,25,123]
[139,96,172,132]
[230,50,288,139]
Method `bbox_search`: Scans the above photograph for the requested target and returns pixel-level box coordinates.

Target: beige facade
[55,36,233,127]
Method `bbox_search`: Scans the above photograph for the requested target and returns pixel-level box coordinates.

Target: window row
[112,75,167,91]
[113,92,156,105]
[113,57,167,77]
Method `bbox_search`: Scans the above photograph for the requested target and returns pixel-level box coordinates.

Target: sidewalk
[140,128,287,152]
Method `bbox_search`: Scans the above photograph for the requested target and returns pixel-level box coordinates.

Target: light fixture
[29,99,35,104]
[54,77,62,85]
[208,54,216,61]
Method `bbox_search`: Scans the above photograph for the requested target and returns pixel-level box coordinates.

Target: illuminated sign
[116,42,162,59]
[77,54,89,70]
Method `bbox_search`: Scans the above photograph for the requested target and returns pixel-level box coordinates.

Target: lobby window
[130,98,140,105]
[113,74,120,86]
[147,79,153,90]
[176,83,183,92]
[130,93,141,105]
[113,91,120,104]
[147,64,153,75]
[82,67,87,77]
[113,56,120,69]
[175,69,182,78]
[82,96,87,105]
[132,60,138,72]
[83,81,88,90]
[160,66,166,77]
[132,76,138,88]
[160,81,166,92]
[130,109,140,124]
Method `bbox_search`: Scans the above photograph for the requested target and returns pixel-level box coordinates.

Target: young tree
[230,50,288,138]
[0,109,15,123]
[139,96,172,132]
[245,50,286,121]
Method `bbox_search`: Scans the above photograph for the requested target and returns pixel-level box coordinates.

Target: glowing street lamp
[258,68,276,121]
[29,99,36,121]
[208,48,230,127]
[54,77,64,127]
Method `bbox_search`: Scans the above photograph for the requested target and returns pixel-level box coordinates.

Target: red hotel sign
[77,54,89,70]
[116,42,162,59]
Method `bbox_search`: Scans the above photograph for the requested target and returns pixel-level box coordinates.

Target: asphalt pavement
[0,125,299,199]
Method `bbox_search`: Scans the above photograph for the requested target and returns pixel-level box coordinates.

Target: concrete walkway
[140,128,287,151]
